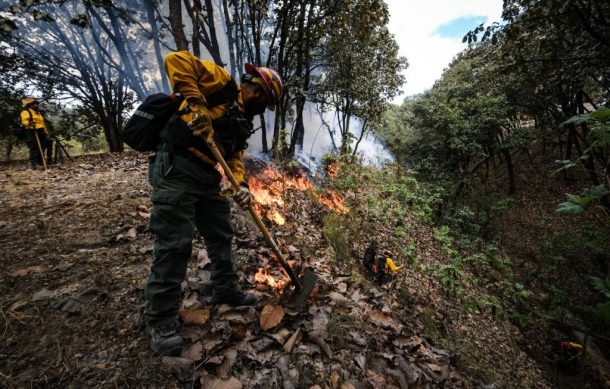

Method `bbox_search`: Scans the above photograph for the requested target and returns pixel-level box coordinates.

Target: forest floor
[466,147,610,389]
[0,152,570,388]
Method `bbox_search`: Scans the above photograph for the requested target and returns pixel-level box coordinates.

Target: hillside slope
[0,153,549,387]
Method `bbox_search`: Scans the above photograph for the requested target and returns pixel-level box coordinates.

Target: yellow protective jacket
[164,50,246,185]
[20,109,48,135]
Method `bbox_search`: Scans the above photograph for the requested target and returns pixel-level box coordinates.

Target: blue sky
[384,0,502,102]
[434,15,487,38]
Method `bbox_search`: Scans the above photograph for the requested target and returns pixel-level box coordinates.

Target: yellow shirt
[20,109,48,134]
[164,51,246,185]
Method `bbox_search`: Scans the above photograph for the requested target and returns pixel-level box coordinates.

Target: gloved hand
[232,184,252,210]
[187,103,213,139]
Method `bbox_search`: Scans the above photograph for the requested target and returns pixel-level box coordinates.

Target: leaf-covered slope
[0,153,549,387]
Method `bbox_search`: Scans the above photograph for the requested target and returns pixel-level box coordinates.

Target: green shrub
[322,213,351,261]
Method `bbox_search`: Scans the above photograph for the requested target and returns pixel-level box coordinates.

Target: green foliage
[561,107,610,127]
[377,48,517,208]
[315,0,407,154]
[553,160,577,174]
[328,158,440,223]
[556,185,609,214]
[432,225,467,297]
[322,213,352,261]
[434,260,466,298]
[590,277,610,325]
[0,86,21,136]
[560,108,610,177]
[512,282,533,300]
[444,206,484,235]
[465,294,503,316]
[434,225,458,258]
[591,277,610,299]
[401,242,418,267]
[490,198,513,213]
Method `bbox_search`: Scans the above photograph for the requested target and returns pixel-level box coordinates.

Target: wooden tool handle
[33,130,48,171]
[203,136,302,290]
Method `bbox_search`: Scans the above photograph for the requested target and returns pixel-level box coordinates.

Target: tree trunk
[144,0,170,92]
[352,120,368,156]
[502,148,515,194]
[260,115,268,153]
[233,2,244,72]
[169,0,189,51]
[287,0,307,157]
[222,0,237,78]
[201,0,225,65]
[183,0,201,56]
[271,1,292,156]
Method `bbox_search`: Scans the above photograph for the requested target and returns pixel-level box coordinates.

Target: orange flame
[249,181,284,207]
[326,160,340,178]
[267,209,286,225]
[255,267,289,290]
[318,190,349,214]
[286,174,313,191]
[248,164,348,224]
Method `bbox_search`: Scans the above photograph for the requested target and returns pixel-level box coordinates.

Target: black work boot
[145,320,184,356]
[211,290,257,306]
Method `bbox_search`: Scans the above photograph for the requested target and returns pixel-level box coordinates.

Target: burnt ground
[0,152,555,388]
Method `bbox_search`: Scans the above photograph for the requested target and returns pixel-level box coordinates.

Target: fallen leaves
[259,304,284,330]
[178,308,211,326]
[367,310,402,331]
[52,287,100,313]
[201,374,242,389]
[9,265,45,277]
[0,153,505,388]
[328,291,351,305]
[216,349,238,378]
[137,204,150,219]
[269,327,291,344]
[114,226,137,242]
[182,341,204,362]
[161,356,193,380]
[283,328,302,353]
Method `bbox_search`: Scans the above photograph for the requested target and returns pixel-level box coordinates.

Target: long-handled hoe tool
[34,131,48,171]
[190,131,318,311]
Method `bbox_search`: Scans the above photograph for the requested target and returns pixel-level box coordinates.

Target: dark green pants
[144,152,240,324]
[25,129,50,166]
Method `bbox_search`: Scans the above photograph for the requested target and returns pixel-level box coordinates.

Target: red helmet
[245,63,284,109]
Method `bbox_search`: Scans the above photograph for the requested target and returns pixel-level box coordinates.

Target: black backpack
[121,93,186,151]
[123,79,245,153]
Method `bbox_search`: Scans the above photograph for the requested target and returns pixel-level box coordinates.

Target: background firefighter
[143,50,284,356]
[19,97,52,169]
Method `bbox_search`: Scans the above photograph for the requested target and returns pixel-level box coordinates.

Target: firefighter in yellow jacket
[20,97,52,168]
[143,51,284,356]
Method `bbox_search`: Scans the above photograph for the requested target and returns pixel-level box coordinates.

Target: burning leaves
[247,164,348,225]
[254,267,289,290]
[318,190,349,214]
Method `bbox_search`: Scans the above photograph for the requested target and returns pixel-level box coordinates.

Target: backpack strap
[205,78,238,109]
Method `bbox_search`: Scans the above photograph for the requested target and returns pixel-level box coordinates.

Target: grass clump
[322,213,352,262]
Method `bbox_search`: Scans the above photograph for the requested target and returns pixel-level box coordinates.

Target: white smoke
[246,102,394,170]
